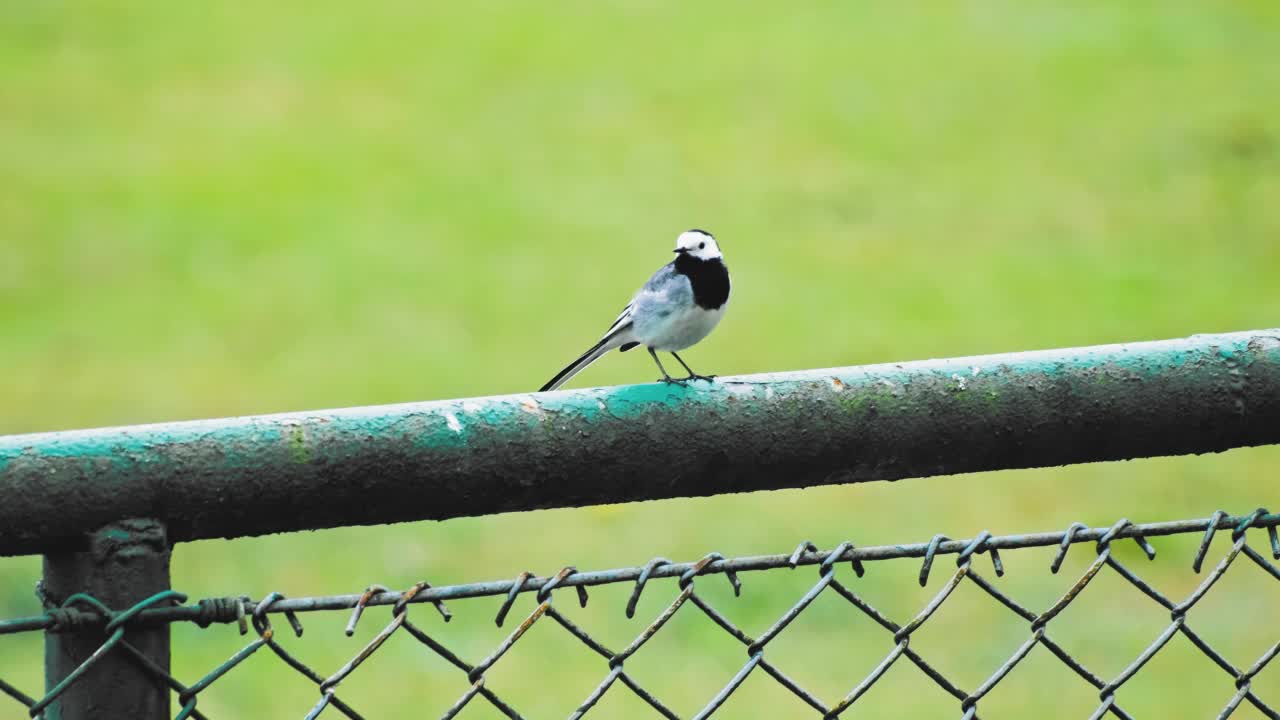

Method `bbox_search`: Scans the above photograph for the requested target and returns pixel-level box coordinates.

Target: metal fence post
[41,518,171,720]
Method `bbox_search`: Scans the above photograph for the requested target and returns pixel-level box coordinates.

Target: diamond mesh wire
[2,509,1278,719]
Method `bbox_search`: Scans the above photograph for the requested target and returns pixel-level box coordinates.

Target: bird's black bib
[674,255,730,310]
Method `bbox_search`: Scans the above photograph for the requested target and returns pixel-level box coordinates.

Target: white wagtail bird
[540,229,730,392]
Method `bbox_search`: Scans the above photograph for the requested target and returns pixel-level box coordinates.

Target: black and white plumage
[539,229,731,392]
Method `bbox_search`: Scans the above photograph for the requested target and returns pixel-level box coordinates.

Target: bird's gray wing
[601,262,679,338]
[603,302,634,337]
[632,263,692,318]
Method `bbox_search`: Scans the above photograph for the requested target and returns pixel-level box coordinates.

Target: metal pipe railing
[2,328,1278,556]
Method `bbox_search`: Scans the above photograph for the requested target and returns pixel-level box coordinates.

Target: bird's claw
[660,374,715,385]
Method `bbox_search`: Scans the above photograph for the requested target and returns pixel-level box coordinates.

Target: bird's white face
[675,230,722,261]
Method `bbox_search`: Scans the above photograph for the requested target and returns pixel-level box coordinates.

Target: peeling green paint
[287,425,308,464]
[1,329,1278,556]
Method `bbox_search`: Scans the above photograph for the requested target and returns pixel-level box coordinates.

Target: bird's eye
[698,242,706,249]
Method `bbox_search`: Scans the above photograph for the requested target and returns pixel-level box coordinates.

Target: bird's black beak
[674,248,688,255]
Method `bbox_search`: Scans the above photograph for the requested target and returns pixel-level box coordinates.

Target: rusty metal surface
[39,519,173,720]
[2,329,1278,555]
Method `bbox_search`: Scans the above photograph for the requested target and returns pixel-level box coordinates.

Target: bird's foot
[685,374,717,383]
[659,376,688,386]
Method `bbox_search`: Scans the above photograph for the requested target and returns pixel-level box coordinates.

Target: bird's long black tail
[540,328,630,392]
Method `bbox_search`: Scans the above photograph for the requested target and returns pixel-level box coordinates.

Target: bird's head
[674,229,722,261]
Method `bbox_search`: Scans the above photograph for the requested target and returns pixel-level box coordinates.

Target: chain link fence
[2,508,1277,719]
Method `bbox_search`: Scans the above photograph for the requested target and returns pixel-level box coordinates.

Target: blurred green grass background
[2,1,1279,717]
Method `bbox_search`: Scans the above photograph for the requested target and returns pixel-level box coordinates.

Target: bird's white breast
[637,304,725,352]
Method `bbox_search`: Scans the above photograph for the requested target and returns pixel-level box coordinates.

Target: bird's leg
[671,352,716,382]
[648,347,683,384]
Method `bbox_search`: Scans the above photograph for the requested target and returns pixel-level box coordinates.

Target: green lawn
[2,2,1279,717]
